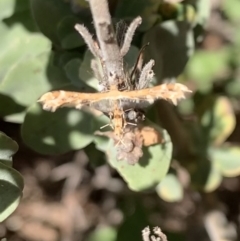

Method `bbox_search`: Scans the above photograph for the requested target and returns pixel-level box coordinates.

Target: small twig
[88,0,124,86]
[116,20,128,48]
[74,24,101,58]
[137,60,155,89]
[142,227,151,241]
[90,59,106,90]
[151,235,160,241]
[153,227,168,241]
[142,227,168,241]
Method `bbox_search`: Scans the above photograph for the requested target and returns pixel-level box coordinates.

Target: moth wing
[38,91,95,112]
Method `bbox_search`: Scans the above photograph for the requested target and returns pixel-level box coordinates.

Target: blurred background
[0,0,240,241]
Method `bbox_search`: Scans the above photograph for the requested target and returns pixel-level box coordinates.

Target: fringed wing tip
[37,92,58,112]
[168,83,192,105]
[38,92,53,102]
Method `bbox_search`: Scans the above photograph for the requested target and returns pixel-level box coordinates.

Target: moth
[37,0,193,164]
[38,15,191,146]
[38,17,150,140]
[38,82,191,139]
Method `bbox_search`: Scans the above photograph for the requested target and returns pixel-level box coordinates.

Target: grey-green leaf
[0,0,15,20]
[143,20,195,82]
[107,129,172,192]
[0,133,23,222]
[0,132,18,167]
[22,103,96,155]
[209,145,240,177]
[156,173,183,202]
[0,163,23,222]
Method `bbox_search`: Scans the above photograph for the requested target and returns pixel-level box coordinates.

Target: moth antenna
[137,59,155,89]
[126,122,137,126]
[75,24,102,58]
[120,16,142,57]
[130,43,149,84]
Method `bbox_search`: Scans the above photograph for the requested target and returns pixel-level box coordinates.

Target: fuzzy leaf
[0,52,70,122]
[79,50,99,90]
[22,103,95,155]
[107,129,172,192]
[0,24,51,81]
[0,180,22,222]
[30,0,74,46]
[57,16,85,49]
[0,22,54,122]
[223,0,240,22]
[203,161,222,192]
[31,0,90,48]
[186,48,230,92]
[201,96,236,146]
[156,173,183,202]
[143,20,195,82]
[195,0,211,27]
[115,0,161,31]
[87,226,117,241]
[0,132,18,167]
[0,133,23,222]
[0,0,15,20]
[64,58,84,88]
[0,163,23,222]
[209,145,240,177]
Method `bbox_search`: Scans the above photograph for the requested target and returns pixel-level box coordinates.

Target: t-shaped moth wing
[38,83,191,113]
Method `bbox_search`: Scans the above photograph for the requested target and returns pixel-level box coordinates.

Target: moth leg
[100,123,113,130]
[126,122,137,127]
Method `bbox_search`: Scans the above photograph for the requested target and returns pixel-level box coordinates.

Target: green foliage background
[0,0,240,240]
